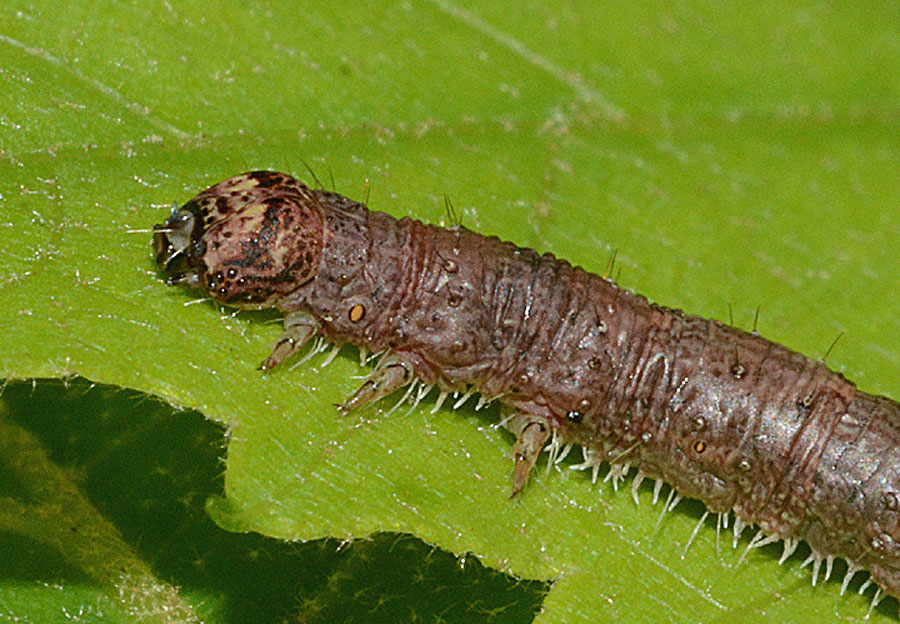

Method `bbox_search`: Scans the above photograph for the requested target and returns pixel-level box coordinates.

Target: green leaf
[0,379,547,622]
[2,1,899,622]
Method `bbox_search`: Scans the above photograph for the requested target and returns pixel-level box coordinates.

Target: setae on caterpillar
[153,170,900,614]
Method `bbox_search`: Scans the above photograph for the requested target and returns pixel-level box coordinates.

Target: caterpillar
[153,170,900,613]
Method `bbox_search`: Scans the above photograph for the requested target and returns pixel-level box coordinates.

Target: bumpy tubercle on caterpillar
[153,170,900,614]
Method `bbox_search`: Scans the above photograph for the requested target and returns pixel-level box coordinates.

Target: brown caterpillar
[153,170,900,612]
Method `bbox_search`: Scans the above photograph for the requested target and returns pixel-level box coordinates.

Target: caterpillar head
[153,171,324,308]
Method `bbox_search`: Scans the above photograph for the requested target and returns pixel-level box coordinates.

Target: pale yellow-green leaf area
[2,1,900,622]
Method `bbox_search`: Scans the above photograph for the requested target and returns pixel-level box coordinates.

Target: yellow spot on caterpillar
[349,304,365,323]
[693,440,707,454]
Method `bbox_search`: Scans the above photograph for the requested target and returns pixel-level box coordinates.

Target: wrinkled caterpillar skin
[154,171,900,605]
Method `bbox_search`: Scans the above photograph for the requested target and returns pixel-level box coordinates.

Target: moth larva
[153,170,900,612]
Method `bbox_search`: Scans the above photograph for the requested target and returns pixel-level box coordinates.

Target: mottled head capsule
[152,171,325,308]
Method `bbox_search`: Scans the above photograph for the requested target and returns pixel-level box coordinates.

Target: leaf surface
[2,1,900,622]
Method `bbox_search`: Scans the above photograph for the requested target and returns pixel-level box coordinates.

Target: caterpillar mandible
[152,170,900,612]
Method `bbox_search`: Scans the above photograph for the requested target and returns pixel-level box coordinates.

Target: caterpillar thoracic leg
[259,311,319,371]
[337,355,413,413]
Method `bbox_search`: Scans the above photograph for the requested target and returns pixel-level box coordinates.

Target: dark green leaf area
[0,379,547,623]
